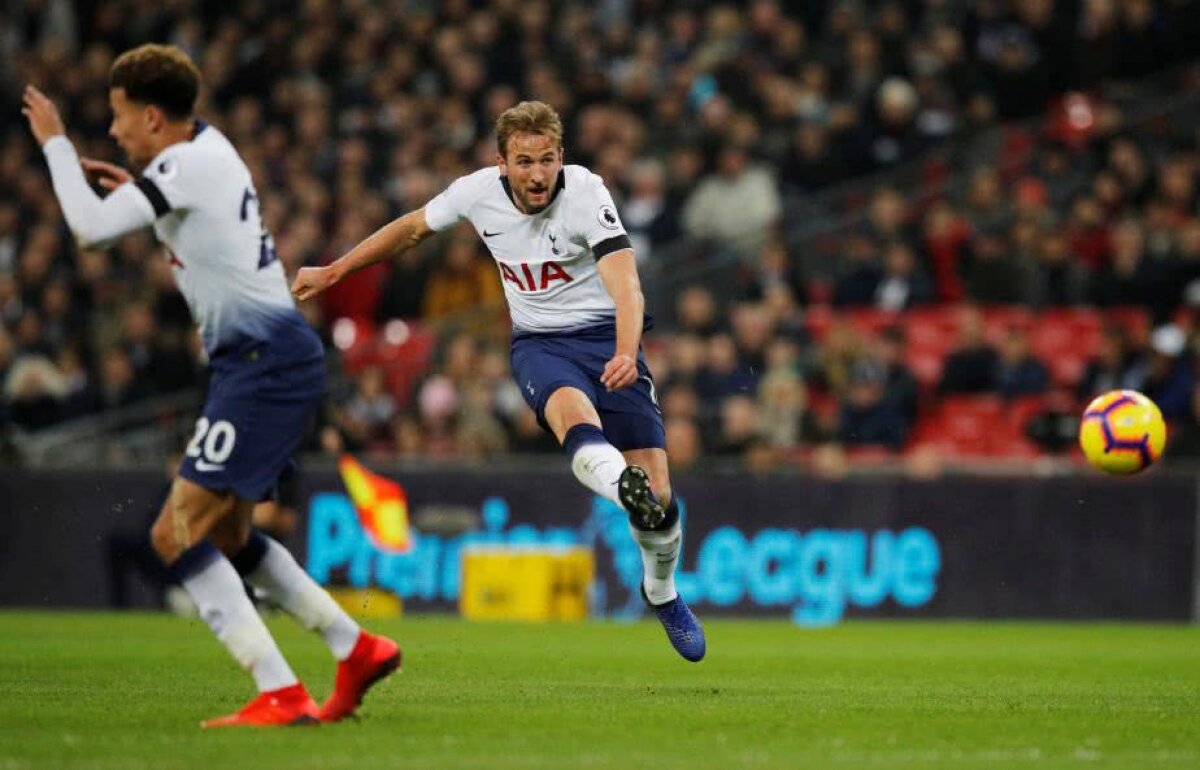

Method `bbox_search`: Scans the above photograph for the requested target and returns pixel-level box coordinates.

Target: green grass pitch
[0,612,1197,769]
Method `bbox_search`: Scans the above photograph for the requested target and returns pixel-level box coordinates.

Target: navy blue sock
[229,529,270,576]
[658,495,680,531]
[166,541,221,583]
[562,423,607,457]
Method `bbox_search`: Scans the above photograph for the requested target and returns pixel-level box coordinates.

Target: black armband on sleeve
[593,234,632,261]
[135,178,171,217]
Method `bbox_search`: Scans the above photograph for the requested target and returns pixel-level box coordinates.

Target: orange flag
[337,454,413,553]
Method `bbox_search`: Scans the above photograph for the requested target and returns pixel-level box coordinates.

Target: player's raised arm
[22,85,157,250]
[596,248,644,392]
[291,207,435,302]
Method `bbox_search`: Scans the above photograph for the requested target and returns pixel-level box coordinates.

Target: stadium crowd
[1,0,1199,469]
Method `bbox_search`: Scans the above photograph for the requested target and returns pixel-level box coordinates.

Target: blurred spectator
[375,249,430,322]
[665,335,706,390]
[1165,384,1200,459]
[682,142,781,256]
[740,240,805,306]
[713,394,759,457]
[422,232,504,324]
[455,381,509,460]
[876,326,919,428]
[621,158,680,262]
[1090,218,1171,318]
[4,355,66,430]
[2,0,1199,469]
[664,416,702,471]
[56,343,98,420]
[97,348,149,411]
[338,367,397,449]
[1139,325,1195,421]
[921,198,972,302]
[963,167,1012,236]
[1174,219,1200,308]
[816,319,867,397]
[875,241,935,311]
[838,359,907,449]
[757,360,822,451]
[730,303,774,372]
[996,327,1050,398]
[696,334,757,405]
[1078,324,1142,399]
[965,230,1036,305]
[781,123,847,196]
[1032,231,1089,307]
[939,307,1000,394]
[862,78,929,168]
[1025,390,1082,453]
[832,235,882,307]
[674,285,721,337]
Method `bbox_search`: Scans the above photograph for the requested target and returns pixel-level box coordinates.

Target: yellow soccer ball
[1078,390,1167,475]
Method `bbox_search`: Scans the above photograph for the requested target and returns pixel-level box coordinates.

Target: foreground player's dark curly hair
[110,44,201,120]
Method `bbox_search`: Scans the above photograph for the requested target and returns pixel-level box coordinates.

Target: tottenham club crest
[597,204,620,230]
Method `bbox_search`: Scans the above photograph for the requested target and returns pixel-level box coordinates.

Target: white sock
[631,519,682,605]
[180,552,298,692]
[570,441,628,507]
[246,537,361,661]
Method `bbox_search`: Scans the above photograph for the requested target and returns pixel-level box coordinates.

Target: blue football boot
[642,585,706,662]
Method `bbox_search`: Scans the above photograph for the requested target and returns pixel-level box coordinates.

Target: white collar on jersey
[499,168,566,215]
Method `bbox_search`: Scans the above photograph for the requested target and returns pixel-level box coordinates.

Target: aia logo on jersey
[499,261,573,292]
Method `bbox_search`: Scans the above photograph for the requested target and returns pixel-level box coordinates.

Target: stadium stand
[1,0,1198,473]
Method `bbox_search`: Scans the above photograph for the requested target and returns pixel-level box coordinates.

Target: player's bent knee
[211,527,250,558]
[149,514,180,564]
[544,387,601,440]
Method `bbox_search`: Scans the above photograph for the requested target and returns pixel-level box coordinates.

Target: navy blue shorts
[510,329,665,451]
[178,350,325,502]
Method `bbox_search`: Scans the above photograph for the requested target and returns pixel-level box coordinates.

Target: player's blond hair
[495,101,563,157]
[110,44,201,120]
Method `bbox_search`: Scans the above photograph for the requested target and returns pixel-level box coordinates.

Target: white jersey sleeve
[137,143,206,215]
[41,136,157,249]
[573,172,629,251]
[424,170,493,232]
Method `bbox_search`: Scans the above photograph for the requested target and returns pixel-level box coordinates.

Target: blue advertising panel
[0,468,1192,621]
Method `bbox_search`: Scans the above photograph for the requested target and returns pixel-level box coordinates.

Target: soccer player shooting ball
[24,45,400,727]
[293,101,706,663]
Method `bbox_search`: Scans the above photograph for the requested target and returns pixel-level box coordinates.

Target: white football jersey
[137,123,309,357]
[424,165,632,333]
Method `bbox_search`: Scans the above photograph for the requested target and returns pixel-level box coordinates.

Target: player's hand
[81,158,133,191]
[21,85,66,146]
[600,353,638,392]
[291,265,337,302]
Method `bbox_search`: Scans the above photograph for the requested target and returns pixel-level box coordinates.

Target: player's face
[498,132,563,214]
[107,88,157,167]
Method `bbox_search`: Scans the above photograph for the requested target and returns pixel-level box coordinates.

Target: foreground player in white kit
[293,101,705,661]
[24,45,399,725]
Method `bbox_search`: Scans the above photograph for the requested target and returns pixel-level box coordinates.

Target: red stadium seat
[804,305,833,342]
[847,308,899,339]
[906,350,944,388]
[982,306,1033,344]
[911,394,1047,459]
[1104,307,1151,346]
[340,320,436,407]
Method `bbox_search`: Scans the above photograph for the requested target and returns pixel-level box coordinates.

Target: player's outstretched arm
[291,207,435,302]
[597,249,644,392]
[22,85,155,250]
